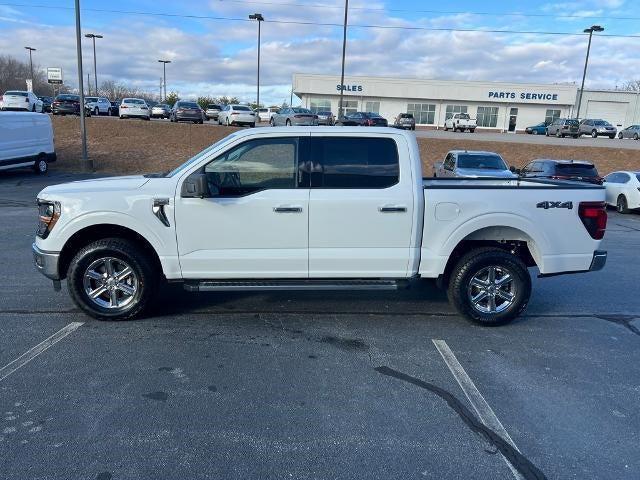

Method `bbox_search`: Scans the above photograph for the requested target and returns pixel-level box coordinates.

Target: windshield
[124,99,145,104]
[5,91,27,96]
[556,163,598,176]
[594,120,611,126]
[457,154,507,170]
[85,97,98,102]
[233,105,251,111]
[457,113,470,119]
[180,102,199,108]
[167,133,240,177]
[57,95,79,101]
[292,108,312,114]
[207,105,220,109]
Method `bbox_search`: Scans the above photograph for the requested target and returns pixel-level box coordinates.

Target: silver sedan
[270,107,318,126]
[618,125,640,140]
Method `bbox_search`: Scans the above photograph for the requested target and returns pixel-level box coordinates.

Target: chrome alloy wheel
[467,266,516,314]
[83,257,139,309]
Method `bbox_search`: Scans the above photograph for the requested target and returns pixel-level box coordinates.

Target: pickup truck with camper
[33,127,608,326]
[444,113,477,132]
[433,150,516,179]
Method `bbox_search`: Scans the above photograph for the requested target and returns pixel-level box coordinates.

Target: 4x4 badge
[537,201,573,210]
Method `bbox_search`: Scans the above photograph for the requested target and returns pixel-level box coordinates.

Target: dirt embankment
[52,116,640,176]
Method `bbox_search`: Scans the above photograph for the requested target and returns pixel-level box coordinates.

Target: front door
[175,135,310,279]
[508,108,518,132]
[308,134,415,278]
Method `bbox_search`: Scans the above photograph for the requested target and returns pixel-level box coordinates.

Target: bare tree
[621,80,640,92]
[98,80,157,102]
[0,54,70,96]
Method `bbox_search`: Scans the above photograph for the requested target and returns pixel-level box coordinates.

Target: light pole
[249,13,264,113]
[74,0,91,170]
[24,47,36,85]
[158,60,171,101]
[84,33,102,96]
[575,25,604,119]
[338,0,349,120]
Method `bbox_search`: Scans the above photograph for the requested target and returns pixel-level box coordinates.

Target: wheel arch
[58,224,163,280]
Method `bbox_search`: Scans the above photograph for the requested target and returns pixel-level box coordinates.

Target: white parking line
[0,322,84,382]
[432,339,525,480]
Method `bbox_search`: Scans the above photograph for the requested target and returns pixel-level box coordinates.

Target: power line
[1,2,639,38]
[214,0,640,21]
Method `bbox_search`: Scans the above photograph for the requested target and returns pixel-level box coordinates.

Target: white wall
[576,90,640,126]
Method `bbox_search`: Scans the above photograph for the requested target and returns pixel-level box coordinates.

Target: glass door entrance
[508,108,518,132]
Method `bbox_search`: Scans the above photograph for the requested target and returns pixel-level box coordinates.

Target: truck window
[204,137,299,196]
[311,137,399,189]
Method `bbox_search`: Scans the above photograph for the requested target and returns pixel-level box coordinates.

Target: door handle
[379,205,407,213]
[274,206,303,213]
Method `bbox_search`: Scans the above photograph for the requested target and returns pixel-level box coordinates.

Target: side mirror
[509,166,521,175]
[181,172,212,198]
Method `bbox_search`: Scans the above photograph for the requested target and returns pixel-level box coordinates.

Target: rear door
[307,133,415,278]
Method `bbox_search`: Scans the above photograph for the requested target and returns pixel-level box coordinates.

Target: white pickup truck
[444,113,477,132]
[33,127,608,325]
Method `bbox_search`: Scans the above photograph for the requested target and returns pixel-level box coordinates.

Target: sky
[0,0,638,105]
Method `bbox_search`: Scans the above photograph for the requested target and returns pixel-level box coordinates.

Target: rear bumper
[32,243,60,280]
[538,250,607,278]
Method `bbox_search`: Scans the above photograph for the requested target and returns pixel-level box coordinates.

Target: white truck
[33,127,608,325]
[444,113,477,132]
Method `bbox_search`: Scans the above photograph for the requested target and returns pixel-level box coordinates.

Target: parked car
[0,111,56,174]
[524,122,548,135]
[394,113,416,130]
[603,171,640,213]
[578,119,617,139]
[520,159,603,185]
[170,101,204,124]
[119,98,150,120]
[218,104,256,127]
[32,127,608,326]
[270,107,318,127]
[109,100,119,116]
[338,111,388,127]
[618,125,640,140]
[434,150,515,178]
[38,96,53,113]
[257,107,280,123]
[151,104,171,119]
[205,104,222,121]
[546,118,579,138]
[444,113,476,132]
[52,94,92,116]
[316,111,335,126]
[1,90,43,112]
[84,96,112,116]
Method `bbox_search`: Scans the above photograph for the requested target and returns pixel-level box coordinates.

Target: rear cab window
[555,163,599,177]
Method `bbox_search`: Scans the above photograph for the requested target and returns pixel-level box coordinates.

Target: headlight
[37,200,61,238]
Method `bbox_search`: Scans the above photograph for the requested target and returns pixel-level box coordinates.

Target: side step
[184,279,405,292]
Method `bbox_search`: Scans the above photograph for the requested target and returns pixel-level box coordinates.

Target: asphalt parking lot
[1,171,640,480]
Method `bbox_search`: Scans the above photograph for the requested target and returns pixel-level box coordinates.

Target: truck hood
[456,168,516,178]
[39,175,150,196]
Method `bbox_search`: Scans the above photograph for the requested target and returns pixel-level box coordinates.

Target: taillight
[121,105,128,109]
[231,112,238,115]
[578,202,607,240]
[367,119,374,126]
[25,97,29,102]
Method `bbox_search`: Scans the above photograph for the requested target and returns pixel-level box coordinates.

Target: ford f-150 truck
[444,113,477,132]
[33,127,608,325]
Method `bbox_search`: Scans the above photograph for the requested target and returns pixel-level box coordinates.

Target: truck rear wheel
[447,248,531,326]
[67,238,158,320]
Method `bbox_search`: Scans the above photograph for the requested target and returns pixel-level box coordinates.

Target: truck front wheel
[447,248,531,326]
[67,238,158,320]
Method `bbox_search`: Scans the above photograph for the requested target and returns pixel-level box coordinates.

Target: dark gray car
[579,119,617,139]
[546,118,579,138]
[394,113,415,130]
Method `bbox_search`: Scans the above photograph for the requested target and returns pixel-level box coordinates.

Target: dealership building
[293,73,640,132]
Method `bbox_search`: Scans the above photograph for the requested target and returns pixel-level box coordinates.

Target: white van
[0,112,56,174]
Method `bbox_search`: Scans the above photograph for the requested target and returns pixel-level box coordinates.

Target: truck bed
[423,177,603,189]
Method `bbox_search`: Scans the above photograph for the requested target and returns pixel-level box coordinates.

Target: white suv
[1,90,43,112]
[84,97,112,116]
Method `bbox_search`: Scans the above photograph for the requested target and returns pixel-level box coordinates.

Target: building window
[310,98,331,114]
[407,103,436,124]
[339,100,358,115]
[545,109,561,125]
[365,101,380,114]
[476,106,499,128]
[445,105,468,120]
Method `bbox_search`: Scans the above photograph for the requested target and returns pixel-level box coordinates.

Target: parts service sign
[47,67,63,84]
[488,91,559,102]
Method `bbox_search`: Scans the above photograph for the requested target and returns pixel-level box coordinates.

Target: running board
[184,279,405,292]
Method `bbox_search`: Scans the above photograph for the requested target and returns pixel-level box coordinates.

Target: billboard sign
[47,67,63,84]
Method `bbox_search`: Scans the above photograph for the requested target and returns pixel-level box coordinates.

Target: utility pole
[84,33,102,96]
[576,25,604,119]
[25,47,36,87]
[87,73,91,95]
[75,0,91,170]
[338,0,349,120]
[249,13,264,113]
[158,60,171,101]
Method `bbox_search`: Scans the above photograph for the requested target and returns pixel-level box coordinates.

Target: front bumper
[32,243,60,280]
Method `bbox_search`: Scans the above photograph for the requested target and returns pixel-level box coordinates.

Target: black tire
[469,129,475,133]
[286,119,291,126]
[634,133,639,141]
[67,238,159,320]
[32,104,36,112]
[94,107,99,116]
[32,154,48,174]
[572,135,579,139]
[591,129,598,138]
[617,195,629,214]
[619,132,624,139]
[250,123,256,128]
[447,248,531,326]
[545,129,549,137]
[270,118,275,127]
[609,134,615,139]
[532,130,538,135]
